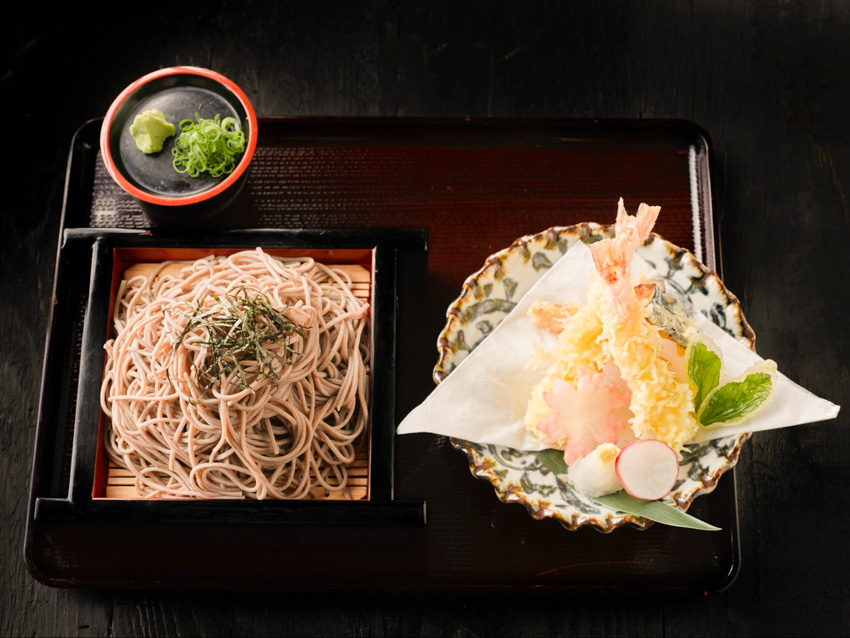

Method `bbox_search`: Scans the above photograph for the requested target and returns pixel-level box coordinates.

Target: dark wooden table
[3,2,848,636]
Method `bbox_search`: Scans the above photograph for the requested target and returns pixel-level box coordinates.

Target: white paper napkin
[396,241,840,449]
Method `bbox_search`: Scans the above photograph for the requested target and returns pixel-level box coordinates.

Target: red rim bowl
[100,66,258,213]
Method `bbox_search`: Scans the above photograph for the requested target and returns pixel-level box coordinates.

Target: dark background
[3,1,849,636]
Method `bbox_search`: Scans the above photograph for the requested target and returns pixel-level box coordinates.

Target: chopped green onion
[171,113,246,178]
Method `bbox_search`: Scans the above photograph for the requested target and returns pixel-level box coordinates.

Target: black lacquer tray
[27,117,740,592]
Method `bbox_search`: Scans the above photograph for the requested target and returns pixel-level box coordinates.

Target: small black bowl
[100,66,258,227]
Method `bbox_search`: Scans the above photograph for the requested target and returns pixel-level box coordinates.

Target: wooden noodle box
[30,228,428,534]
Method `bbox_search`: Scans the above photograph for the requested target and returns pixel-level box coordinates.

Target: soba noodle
[99,248,370,500]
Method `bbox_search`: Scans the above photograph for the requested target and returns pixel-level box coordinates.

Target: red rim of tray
[99,66,258,207]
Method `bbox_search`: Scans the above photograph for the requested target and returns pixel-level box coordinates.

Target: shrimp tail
[616,198,660,251]
[592,198,659,283]
[590,198,660,315]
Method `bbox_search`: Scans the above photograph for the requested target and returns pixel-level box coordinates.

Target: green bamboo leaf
[593,491,721,531]
[533,448,569,476]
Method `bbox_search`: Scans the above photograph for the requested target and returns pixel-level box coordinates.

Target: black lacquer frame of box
[27,226,428,585]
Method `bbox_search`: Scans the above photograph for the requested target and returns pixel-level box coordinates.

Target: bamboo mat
[105,457,369,500]
[103,261,371,501]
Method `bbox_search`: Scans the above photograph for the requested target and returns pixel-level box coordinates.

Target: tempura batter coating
[524,200,698,460]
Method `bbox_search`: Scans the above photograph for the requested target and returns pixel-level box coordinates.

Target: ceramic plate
[434,223,756,532]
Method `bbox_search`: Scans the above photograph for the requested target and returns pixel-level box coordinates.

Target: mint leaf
[687,340,721,411]
[698,371,773,426]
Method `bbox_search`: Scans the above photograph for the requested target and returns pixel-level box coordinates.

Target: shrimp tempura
[589,199,698,450]
[524,199,699,461]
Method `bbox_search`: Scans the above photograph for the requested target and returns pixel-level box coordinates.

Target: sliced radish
[615,439,679,501]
